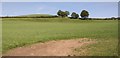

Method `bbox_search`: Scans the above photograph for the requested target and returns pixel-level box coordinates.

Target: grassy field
[0,19,2,55]
[2,18,118,56]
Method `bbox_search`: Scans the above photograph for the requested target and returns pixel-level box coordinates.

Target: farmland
[2,18,118,56]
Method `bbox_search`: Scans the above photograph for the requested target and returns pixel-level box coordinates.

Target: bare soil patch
[4,38,96,56]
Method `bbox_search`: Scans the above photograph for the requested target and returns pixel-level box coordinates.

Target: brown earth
[4,38,96,56]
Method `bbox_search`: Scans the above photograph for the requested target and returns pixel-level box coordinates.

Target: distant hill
[17,14,56,17]
[1,14,58,18]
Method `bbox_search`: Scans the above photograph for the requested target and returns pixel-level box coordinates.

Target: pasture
[2,18,118,56]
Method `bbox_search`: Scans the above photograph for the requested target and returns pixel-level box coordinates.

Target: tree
[71,12,76,19]
[111,17,115,20]
[60,11,67,17]
[57,10,70,18]
[57,10,62,16]
[75,14,79,19]
[65,11,70,17]
[80,10,89,18]
[71,12,79,19]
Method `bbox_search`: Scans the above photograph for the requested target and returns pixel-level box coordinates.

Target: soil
[4,38,96,56]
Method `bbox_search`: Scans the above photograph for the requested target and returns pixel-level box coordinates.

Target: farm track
[4,38,96,56]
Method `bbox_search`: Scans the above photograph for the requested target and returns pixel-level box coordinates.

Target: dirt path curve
[4,38,96,56]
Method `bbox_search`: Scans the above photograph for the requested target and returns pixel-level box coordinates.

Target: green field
[2,18,118,56]
[0,19,2,55]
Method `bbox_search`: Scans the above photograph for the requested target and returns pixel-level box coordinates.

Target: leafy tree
[75,14,79,19]
[57,10,70,18]
[57,10,62,16]
[60,11,67,17]
[71,12,76,18]
[80,10,89,18]
[65,11,70,17]
[71,12,79,19]
[111,17,116,20]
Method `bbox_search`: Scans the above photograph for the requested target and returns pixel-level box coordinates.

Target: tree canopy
[57,10,70,17]
[71,12,79,19]
[80,10,89,18]
[65,11,70,16]
[57,10,89,19]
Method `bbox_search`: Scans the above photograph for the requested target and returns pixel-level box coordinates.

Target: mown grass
[2,18,118,56]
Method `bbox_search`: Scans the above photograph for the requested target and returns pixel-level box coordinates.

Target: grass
[73,38,118,56]
[2,18,118,56]
[0,19,2,55]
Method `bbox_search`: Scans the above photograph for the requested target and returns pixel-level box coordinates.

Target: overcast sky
[2,2,118,18]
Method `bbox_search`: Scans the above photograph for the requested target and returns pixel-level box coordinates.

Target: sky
[1,0,119,2]
[1,2,118,18]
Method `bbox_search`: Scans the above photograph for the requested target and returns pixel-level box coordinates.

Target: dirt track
[4,38,96,56]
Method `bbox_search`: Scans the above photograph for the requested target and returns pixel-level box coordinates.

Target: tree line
[57,10,89,19]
